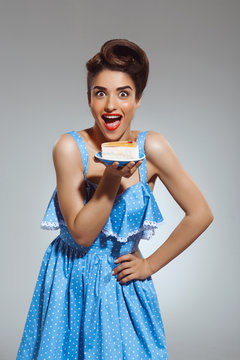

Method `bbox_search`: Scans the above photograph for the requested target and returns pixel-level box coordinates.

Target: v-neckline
[73,130,143,196]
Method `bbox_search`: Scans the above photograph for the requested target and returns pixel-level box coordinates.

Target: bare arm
[53,134,142,247]
[144,131,214,275]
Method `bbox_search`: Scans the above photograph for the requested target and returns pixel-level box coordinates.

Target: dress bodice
[40,130,164,247]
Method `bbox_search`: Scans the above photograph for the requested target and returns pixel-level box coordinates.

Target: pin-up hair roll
[86,39,149,100]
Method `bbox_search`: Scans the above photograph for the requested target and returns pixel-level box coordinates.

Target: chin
[95,121,130,141]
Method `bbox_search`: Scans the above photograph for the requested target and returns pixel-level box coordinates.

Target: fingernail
[114,259,118,263]
[112,270,115,275]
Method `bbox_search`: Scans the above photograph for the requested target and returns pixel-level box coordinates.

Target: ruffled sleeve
[40,187,66,230]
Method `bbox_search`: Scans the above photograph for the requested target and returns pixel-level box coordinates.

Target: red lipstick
[101,113,122,131]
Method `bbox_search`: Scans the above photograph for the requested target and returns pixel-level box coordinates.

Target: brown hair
[86,39,149,100]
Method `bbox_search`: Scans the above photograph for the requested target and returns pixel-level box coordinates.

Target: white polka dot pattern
[40,131,164,243]
[16,131,169,359]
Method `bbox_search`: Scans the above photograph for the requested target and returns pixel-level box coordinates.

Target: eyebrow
[93,85,133,91]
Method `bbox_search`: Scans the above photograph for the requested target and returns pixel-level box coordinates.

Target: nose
[104,94,116,112]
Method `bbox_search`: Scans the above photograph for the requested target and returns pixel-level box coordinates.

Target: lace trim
[40,220,66,230]
[101,220,164,242]
[40,219,164,241]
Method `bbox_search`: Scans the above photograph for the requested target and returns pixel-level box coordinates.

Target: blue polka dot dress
[16,130,169,359]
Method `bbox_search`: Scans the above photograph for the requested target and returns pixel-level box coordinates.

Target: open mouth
[101,113,122,131]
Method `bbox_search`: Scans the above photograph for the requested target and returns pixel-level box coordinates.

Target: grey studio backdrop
[1,1,239,359]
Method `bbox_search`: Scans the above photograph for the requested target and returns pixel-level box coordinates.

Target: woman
[17,39,213,359]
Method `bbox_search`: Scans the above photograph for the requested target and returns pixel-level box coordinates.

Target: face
[88,69,141,140]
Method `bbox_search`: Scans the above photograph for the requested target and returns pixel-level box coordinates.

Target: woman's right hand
[97,159,143,179]
[54,134,142,247]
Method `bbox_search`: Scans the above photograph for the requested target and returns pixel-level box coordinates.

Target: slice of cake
[101,140,139,160]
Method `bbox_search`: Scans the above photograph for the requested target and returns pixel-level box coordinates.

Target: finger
[112,260,133,275]
[124,161,142,176]
[122,161,135,171]
[110,161,119,169]
[112,264,122,275]
[94,156,101,163]
[131,160,143,171]
[114,254,132,264]
[136,160,143,167]
[119,273,135,284]
[120,162,136,177]
[117,268,133,282]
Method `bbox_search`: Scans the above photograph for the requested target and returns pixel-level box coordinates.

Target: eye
[95,91,106,97]
[119,91,129,98]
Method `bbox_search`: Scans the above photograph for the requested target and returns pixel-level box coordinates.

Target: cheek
[90,100,102,113]
[121,101,135,113]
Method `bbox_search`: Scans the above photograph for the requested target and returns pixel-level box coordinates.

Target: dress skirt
[16,234,168,359]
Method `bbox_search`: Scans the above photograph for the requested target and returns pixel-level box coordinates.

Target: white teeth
[103,115,121,119]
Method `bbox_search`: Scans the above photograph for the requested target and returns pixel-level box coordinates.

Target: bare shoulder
[145,130,182,177]
[145,130,172,160]
[52,133,83,172]
[53,133,78,155]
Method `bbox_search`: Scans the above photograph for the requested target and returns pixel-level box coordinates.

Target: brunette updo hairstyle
[86,39,149,101]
